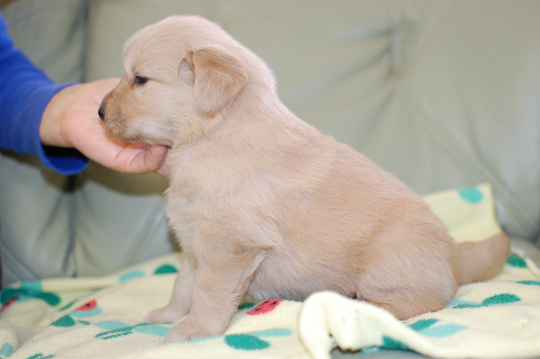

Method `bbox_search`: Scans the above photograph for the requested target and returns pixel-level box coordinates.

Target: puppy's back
[248,139,458,319]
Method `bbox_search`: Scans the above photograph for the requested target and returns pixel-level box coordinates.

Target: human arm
[0,12,86,175]
[39,80,169,174]
[0,13,168,175]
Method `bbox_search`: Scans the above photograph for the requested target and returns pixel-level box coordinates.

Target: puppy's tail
[456,233,511,285]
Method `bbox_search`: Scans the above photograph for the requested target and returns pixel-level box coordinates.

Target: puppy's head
[99,16,271,146]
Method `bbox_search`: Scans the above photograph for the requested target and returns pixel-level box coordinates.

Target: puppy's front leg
[146,254,195,323]
[165,246,265,343]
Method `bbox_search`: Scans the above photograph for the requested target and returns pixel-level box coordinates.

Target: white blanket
[1,184,538,359]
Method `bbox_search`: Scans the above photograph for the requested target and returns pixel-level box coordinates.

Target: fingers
[157,162,170,176]
[112,143,169,174]
[145,144,169,173]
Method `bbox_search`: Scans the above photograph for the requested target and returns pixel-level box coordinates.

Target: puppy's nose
[98,106,105,121]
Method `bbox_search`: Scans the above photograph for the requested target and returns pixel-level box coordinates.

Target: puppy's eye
[134,75,149,85]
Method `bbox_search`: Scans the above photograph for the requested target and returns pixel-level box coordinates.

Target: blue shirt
[0,12,88,175]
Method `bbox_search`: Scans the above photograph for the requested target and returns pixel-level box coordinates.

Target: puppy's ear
[187,46,248,118]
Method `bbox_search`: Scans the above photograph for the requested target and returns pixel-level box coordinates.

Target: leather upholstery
[1,0,539,286]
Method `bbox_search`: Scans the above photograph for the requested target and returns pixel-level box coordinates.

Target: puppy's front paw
[164,315,223,343]
[145,305,187,324]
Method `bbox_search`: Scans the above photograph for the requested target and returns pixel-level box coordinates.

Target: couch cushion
[0,0,176,285]
[86,0,540,240]
[2,0,86,83]
[2,0,539,285]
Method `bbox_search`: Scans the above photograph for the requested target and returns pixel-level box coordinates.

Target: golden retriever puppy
[99,15,510,342]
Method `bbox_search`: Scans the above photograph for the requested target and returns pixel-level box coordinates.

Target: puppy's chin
[104,117,177,146]
[103,118,132,141]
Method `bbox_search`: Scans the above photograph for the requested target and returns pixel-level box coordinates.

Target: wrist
[39,83,80,148]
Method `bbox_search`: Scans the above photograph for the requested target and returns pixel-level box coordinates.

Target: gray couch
[1,0,540,356]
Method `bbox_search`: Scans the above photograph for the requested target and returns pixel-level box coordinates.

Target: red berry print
[247,299,282,315]
[0,297,16,312]
[75,300,97,311]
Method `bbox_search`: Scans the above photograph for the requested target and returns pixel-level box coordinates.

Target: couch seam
[392,0,535,238]
[398,85,535,239]
[395,0,453,77]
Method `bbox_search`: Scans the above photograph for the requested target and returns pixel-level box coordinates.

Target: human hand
[40,79,169,174]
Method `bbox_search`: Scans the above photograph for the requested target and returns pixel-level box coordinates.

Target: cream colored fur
[99,15,509,342]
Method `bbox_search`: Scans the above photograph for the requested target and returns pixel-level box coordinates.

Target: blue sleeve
[0,12,88,175]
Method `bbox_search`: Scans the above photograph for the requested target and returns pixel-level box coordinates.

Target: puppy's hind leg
[146,254,195,323]
[165,245,266,343]
[355,234,457,320]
